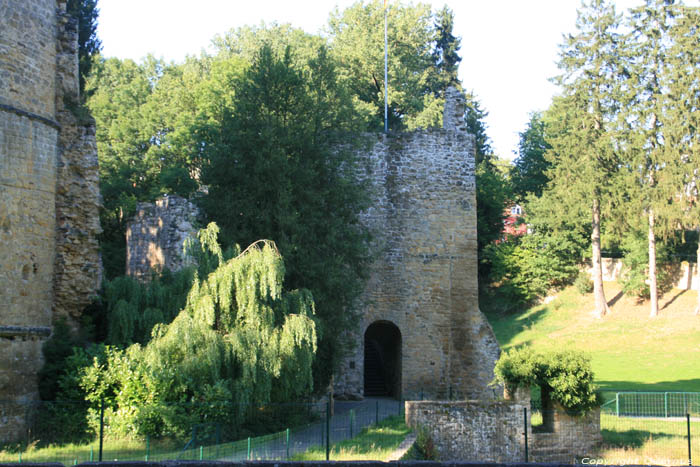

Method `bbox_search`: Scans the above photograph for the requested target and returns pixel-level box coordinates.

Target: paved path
[216,397,403,461]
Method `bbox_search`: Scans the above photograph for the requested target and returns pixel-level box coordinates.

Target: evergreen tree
[511,112,552,201]
[664,5,700,314]
[624,0,682,317]
[432,5,461,91]
[548,0,624,318]
[67,0,102,95]
[200,44,371,391]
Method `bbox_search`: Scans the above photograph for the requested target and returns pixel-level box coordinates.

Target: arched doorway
[364,321,402,398]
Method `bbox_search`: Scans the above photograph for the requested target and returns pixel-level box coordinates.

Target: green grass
[598,414,700,465]
[485,282,700,393]
[0,437,182,464]
[291,415,411,461]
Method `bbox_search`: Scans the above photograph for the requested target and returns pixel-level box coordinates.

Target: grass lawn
[485,282,700,394]
[291,415,410,461]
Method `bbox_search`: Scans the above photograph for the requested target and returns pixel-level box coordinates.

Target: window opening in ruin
[363,320,402,398]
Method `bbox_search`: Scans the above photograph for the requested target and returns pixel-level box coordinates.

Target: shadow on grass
[483,305,550,349]
[597,379,700,393]
[607,291,624,308]
[662,289,688,310]
[601,428,680,448]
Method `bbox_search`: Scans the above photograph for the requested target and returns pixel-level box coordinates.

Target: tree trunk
[592,198,609,318]
[695,234,700,316]
[649,209,659,318]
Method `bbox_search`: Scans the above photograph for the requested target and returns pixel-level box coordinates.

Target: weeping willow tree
[82,224,317,437]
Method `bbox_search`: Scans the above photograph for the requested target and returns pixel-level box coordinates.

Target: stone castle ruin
[126,88,501,402]
[334,88,500,400]
[0,0,101,440]
[1,0,499,447]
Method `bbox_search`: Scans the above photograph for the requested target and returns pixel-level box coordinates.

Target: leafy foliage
[199,44,371,390]
[79,225,318,438]
[493,348,602,416]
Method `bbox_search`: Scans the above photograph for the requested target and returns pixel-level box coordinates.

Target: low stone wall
[588,258,699,290]
[531,409,603,463]
[404,400,528,462]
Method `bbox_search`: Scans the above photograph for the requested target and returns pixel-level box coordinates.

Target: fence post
[687,413,692,467]
[524,407,529,463]
[350,409,355,438]
[376,400,379,425]
[18,452,21,463]
[286,428,290,459]
[199,445,203,461]
[145,435,150,461]
[665,392,669,418]
[90,445,93,462]
[615,392,619,417]
[247,436,251,460]
[326,399,331,461]
[99,398,105,462]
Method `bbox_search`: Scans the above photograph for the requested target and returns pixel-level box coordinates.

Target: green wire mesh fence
[0,398,403,465]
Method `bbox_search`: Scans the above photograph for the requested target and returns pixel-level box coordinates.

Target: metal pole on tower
[384,0,388,133]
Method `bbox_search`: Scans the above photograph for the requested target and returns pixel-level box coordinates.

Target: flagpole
[384,0,388,133]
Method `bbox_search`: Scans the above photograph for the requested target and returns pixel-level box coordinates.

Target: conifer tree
[664,5,700,314]
[547,0,624,318]
[624,0,682,317]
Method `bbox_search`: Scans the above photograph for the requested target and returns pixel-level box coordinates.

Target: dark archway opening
[364,321,402,398]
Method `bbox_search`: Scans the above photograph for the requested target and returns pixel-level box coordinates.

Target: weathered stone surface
[125,195,201,280]
[405,400,529,462]
[0,0,101,442]
[334,89,500,401]
[53,1,102,324]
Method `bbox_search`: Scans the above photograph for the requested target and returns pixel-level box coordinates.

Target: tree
[665,5,700,314]
[327,0,436,130]
[548,0,624,318]
[80,226,317,437]
[624,0,683,317]
[200,44,371,391]
[432,5,461,90]
[67,0,102,95]
[511,112,552,201]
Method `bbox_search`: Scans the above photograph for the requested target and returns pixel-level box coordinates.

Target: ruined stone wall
[405,400,529,462]
[126,196,200,280]
[0,0,101,442]
[334,89,500,401]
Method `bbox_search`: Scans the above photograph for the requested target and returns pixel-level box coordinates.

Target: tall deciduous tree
[548,0,624,318]
[327,0,436,130]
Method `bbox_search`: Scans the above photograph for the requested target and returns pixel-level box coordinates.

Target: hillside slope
[484,282,700,392]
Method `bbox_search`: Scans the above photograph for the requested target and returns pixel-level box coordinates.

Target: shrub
[493,347,602,416]
[574,269,593,295]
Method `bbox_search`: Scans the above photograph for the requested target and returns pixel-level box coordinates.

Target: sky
[96,0,697,161]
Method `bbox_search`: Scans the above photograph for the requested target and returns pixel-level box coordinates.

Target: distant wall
[126,195,200,280]
[588,258,699,290]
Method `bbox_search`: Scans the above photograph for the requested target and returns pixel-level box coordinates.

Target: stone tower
[334,88,500,401]
[0,0,101,441]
